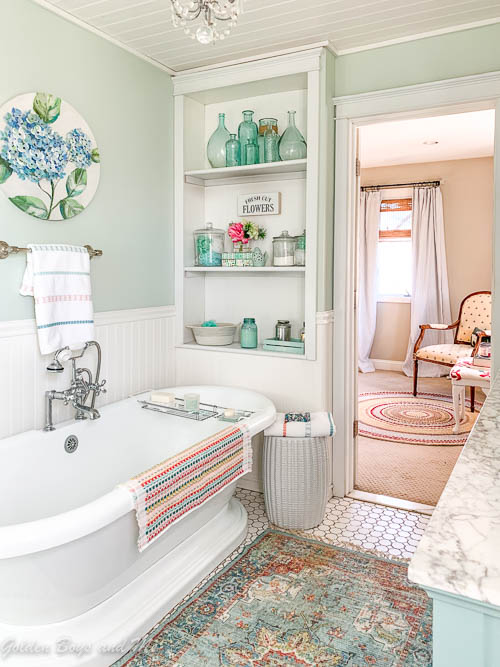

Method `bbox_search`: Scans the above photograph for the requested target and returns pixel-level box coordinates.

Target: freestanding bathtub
[0,385,275,666]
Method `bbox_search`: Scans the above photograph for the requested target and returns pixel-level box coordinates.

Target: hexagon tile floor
[236,487,430,561]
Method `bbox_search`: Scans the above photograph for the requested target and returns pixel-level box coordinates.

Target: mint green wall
[0,0,173,321]
[335,23,500,96]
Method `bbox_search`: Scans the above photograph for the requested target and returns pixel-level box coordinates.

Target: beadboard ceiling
[39,0,500,72]
[359,109,496,168]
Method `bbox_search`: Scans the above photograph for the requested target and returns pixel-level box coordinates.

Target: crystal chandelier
[170,1,243,45]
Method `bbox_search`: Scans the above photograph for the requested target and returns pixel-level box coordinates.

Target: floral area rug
[116,530,432,666]
[359,391,480,445]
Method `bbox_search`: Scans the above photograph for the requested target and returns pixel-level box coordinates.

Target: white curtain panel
[403,187,453,377]
[358,190,382,373]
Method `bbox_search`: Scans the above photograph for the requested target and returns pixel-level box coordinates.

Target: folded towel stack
[20,244,95,354]
[264,411,335,438]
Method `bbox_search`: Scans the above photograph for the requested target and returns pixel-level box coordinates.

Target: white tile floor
[236,487,430,561]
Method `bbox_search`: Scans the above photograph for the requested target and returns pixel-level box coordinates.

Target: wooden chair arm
[413,320,459,356]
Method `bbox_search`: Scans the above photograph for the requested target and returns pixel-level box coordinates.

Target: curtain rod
[361,180,440,191]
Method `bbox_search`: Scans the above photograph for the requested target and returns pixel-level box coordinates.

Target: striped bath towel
[20,244,94,354]
[264,411,335,438]
[122,424,252,552]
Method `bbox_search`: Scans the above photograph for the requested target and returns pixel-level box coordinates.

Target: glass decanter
[207,113,230,168]
[279,110,307,161]
[238,110,258,165]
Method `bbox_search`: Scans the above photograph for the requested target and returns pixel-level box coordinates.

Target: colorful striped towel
[121,424,252,552]
[264,411,335,438]
[20,244,94,354]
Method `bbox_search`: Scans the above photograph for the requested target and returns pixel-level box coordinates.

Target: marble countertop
[408,376,500,607]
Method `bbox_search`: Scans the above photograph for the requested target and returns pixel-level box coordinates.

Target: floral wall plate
[0,92,100,221]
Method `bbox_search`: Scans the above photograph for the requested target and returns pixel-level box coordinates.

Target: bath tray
[138,399,220,421]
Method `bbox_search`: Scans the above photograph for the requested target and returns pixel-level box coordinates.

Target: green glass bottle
[225,134,241,167]
[279,110,307,161]
[207,113,230,168]
[238,110,258,165]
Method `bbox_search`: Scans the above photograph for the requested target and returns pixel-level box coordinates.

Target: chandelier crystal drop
[170,0,242,44]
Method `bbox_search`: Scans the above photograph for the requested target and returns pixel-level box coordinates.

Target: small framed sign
[238,192,281,216]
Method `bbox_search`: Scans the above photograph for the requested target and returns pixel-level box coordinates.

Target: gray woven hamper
[263,435,328,530]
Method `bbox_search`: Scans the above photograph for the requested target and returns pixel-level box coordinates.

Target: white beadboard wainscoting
[176,311,334,493]
[0,306,176,439]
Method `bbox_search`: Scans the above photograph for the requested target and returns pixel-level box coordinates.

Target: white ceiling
[359,109,496,168]
[39,0,500,72]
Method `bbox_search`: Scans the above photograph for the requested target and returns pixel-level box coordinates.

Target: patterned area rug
[359,391,480,445]
[116,530,432,666]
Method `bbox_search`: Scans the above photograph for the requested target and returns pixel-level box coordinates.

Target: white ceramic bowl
[187,323,237,346]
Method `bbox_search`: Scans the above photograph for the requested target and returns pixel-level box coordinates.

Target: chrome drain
[64,435,79,453]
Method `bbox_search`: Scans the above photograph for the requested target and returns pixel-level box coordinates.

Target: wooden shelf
[185,266,305,275]
[177,342,306,360]
[184,159,307,186]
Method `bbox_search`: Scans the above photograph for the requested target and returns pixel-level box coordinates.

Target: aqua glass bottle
[225,134,241,167]
[238,110,258,165]
[207,113,230,168]
[264,126,280,163]
[245,139,259,166]
[241,318,258,349]
[279,110,307,161]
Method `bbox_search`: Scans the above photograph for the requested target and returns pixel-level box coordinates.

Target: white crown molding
[0,305,176,339]
[172,47,323,96]
[335,17,500,56]
[316,310,334,325]
[31,0,176,76]
[333,70,500,120]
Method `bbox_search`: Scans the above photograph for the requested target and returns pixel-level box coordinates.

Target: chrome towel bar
[0,241,102,260]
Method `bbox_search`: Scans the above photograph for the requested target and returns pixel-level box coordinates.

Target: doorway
[332,75,500,509]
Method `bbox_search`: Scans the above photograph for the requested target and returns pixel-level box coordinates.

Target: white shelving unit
[173,48,332,363]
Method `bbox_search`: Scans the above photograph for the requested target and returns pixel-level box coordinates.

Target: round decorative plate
[358,391,480,445]
[0,92,100,221]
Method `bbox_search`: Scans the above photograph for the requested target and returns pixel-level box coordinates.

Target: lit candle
[224,408,236,418]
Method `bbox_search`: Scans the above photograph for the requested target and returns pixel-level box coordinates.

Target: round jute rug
[358,391,480,446]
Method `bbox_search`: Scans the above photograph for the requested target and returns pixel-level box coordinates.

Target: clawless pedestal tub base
[0,498,248,667]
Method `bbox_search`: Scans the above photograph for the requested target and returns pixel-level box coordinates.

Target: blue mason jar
[240,318,258,349]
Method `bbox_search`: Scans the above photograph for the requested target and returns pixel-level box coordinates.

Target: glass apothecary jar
[272,230,296,266]
[193,222,225,267]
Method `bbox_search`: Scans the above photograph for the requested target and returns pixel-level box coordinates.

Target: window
[377,198,412,298]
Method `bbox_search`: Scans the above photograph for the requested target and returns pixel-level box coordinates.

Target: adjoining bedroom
[355,109,494,511]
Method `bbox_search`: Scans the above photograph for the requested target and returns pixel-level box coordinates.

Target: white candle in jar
[224,408,236,418]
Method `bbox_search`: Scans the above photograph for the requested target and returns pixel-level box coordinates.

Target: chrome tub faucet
[44,341,106,432]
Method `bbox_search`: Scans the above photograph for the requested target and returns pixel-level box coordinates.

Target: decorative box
[222,251,254,267]
[262,338,305,355]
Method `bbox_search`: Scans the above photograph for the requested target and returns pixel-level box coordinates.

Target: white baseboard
[370,359,404,372]
[348,490,434,515]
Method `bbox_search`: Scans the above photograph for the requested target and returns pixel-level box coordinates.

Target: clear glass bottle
[244,139,259,166]
[238,110,258,165]
[225,133,241,167]
[299,322,305,343]
[272,230,296,266]
[264,125,280,163]
[207,113,230,168]
[193,222,225,267]
[240,317,258,349]
[294,230,306,266]
[258,118,278,163]
[279,110,307,161]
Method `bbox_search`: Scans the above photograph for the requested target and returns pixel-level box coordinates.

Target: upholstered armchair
[413,291,491,410]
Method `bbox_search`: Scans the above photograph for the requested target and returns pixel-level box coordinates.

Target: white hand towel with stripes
[20,244,95,354]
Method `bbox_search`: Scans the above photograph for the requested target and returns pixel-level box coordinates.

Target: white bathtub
[0,385,275,666]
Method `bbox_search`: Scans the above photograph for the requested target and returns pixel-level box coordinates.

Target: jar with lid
[241,318,258,349]
[272,230,296,267]
[294,230,306,266]
[275,320,291,341]
[193,222,225,267]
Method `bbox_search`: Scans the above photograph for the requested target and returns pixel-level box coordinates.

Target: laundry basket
[263,434,329,530]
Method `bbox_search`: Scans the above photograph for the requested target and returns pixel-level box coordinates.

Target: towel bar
[0,241,102,260]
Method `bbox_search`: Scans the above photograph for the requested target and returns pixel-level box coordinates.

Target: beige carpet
[355,370,485,507]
